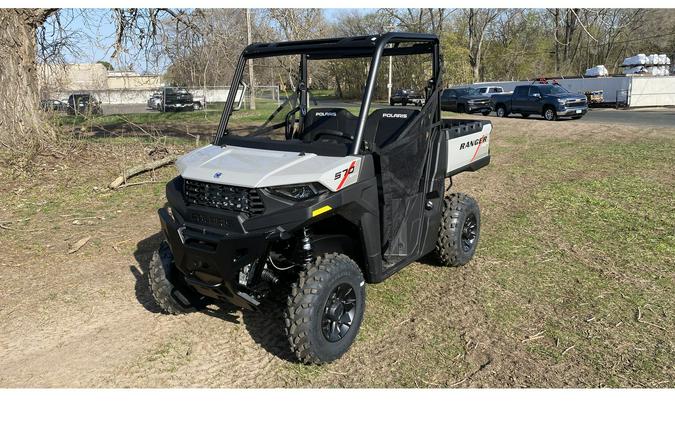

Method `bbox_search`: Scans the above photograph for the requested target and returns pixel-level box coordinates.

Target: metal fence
[49,85,281,108]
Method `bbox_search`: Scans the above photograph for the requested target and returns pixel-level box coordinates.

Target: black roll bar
[215,32,439,151]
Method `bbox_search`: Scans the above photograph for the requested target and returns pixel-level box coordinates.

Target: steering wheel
[312,129,354,142]
[284,106,300,139]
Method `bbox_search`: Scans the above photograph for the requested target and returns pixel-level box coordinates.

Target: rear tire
[435,193,481,267]
[148,241,197,314]
[284,253,365,364]
[496,105,508,118]
[389,99,395,106]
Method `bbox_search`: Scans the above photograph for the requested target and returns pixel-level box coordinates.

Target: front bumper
[557,106,588,116]
[159,206,270,309]
[467,103,491,113]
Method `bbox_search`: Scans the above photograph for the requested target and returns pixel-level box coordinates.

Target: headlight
[467,100,476,104]
[266,183,327,201]
[557,98,566,105]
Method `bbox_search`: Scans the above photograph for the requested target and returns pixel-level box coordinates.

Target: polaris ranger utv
[149,32,492,364]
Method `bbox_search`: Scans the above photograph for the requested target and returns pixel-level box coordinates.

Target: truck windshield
[539,85,569,95]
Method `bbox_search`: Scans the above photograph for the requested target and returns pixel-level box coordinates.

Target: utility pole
[386,24,395,100]
[246,8,256,110]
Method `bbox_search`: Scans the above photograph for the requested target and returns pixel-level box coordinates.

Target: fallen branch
[522,330,546,343]
[636,306,667,331]
[109,155,176,189]
[116,180,165,189]
[68,236,91,254]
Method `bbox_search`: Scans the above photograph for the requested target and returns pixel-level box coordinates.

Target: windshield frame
[214,32,441,155]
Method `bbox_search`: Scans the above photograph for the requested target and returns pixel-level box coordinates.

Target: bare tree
[0,8,59,164]
[463,8,502,82]
[0,8,203,168]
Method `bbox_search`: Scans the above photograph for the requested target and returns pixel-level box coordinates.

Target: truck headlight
[557,99,566,105]
[266,183,327,201]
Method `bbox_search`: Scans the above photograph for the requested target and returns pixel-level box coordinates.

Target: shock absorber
[301,227,314,268]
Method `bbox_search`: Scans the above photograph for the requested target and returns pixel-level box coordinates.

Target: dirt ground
[0,117,673,387]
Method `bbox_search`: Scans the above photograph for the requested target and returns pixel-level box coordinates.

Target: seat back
[363,108,421,151]
[301,108,358,142]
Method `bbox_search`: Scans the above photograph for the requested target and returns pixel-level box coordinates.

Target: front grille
[184,179,264,215]
[566,99,587,106]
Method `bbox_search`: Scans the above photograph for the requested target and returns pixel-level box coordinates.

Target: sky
[51,8,375,74]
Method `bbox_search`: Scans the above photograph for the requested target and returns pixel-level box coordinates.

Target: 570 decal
[334,160,357,190]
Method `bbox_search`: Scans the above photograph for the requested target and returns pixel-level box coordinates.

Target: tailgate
[442,119,491,175]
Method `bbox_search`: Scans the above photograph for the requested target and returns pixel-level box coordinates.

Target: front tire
[544,107,558,121]
[435,193,481,267]
[284,253,366,364]
[148,241,197,314]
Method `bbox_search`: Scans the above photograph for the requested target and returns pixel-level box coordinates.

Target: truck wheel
[435,193,481,267]
[402,99,408,106]
[457,104,466,113]
[148,241,198,314]
[284,253,366,364]
[496,105,507,118]
[389,99,395,106]
[544,107,558,121]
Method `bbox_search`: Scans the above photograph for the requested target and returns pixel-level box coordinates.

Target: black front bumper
[159,207,270,309]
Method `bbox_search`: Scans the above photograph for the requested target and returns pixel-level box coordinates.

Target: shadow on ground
[132,230,297,363]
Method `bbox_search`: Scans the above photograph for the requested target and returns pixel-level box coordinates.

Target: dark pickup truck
[441,87,491,115]
[160,87,201,112]
[490,83,588,121]
[389,88,424,106]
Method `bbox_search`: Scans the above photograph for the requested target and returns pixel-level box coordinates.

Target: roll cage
[214,32,441,155]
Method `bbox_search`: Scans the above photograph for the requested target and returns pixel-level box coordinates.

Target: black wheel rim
[461,214,478,252]
[322,283,357,343]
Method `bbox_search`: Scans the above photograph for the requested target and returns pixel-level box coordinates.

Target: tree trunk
[0,8,58,165]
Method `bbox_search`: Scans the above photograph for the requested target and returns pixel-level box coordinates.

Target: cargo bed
[441,118,492,176]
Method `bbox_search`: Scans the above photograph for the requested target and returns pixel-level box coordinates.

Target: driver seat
[301,108,358,142]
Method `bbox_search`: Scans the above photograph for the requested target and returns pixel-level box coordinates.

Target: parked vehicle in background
[160,87,202,112]
[441,87,491,115]
[585,90,604,105]
[476,86,505,97]
[490,83,588,121]
[66,93,102,116]
[40,99,67,112]
[389,88,424,106]
[147,92,162,110]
